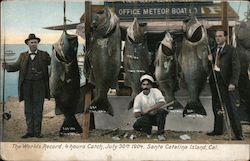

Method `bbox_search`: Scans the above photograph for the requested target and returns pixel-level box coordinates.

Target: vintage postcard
[0,0,249,160]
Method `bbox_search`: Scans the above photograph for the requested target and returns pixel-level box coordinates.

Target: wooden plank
[221,1,229,43]
[82,1,92,140]
[82,91,91,139]
[85,1,92,49]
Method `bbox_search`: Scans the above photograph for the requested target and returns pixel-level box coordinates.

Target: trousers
[23,79,45,135]
[209,72,243,138]
[133,109,167,135]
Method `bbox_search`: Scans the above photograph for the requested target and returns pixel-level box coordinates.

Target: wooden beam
[82,0,92,140]
[221,1,229,44]
[85,1,92,49]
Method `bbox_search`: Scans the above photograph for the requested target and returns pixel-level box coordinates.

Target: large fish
[235,15,250,121]
[179,16,209,116]
[123,17,150,109]
[84,7,121,116]
[155,32,183,110]
[50,31,82,135]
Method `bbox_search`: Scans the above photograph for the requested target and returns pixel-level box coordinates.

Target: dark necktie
[215,47,222,68]
[29,53,36,55]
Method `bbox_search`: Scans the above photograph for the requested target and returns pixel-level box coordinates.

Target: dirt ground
[1,97,249,144]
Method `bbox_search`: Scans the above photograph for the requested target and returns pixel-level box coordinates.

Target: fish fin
[90,99,114,116]
[127,99,134,110]
[60,72,65,82]
[55,101,62,115]
[183,101,207,117]
[59,115,83,135]
[167,100,183,111]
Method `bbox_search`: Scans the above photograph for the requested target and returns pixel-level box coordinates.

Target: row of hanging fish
[83,7,212,118]
[49,6,250,136]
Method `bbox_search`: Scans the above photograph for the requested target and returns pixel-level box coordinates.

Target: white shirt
[28,50,38,60]
[214,43,225,72]
[133,88,166,113]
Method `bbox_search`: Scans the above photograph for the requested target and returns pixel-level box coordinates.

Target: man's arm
[133,95,142,118]
[142,101,165,115]
[229,47,240,91]
[2,53,23,72]
[45,52,51,66]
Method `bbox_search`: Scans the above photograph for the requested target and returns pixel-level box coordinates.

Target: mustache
[143,88,150,90]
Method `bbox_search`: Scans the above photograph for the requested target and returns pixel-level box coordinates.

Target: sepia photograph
[0,0,250,160]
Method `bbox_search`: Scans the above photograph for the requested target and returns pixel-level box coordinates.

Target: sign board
[105,2,239,21]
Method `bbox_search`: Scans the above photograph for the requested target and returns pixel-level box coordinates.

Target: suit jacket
[5,50,51,101]
[211,44,240,86]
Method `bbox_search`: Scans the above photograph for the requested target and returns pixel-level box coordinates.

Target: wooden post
[82,1,92,140]
[221,1,229,44]
[0,1,3,139]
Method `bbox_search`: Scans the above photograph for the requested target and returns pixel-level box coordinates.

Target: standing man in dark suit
[207,29,243,140]
[2,33,51,138]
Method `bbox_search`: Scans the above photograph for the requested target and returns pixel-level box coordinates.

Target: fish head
[53,31,78,63]
[127,17,147,43]
[235,21,250,49]
[161,32,174,56]
[183,16,204,43]
[92,7,119,36]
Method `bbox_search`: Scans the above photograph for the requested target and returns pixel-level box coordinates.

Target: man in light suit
[2,33,51,138]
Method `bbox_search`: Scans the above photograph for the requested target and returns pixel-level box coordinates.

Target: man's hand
[142,108,151,115]
[228,84,235,91]
[208,54,213,62]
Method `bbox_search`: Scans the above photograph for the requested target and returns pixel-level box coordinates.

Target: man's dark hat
[25,33,40,44]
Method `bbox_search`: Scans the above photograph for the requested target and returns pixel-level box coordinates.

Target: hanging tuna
[50,31,83,136]
[155,32,183,111]
[235,10,250,122]
[84,7,121,116]
[123,17,151,109]
[179,16,210,117]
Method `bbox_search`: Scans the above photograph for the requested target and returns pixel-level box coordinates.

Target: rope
[63,0,66,32]
[1,28,6,141]
[237,0,242,16]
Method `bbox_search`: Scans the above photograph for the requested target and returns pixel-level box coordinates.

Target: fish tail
[166,100,183,111]
[90,98,114,116]
[183,100,207,117]
[127,99,134,110]
[59,115,83,135]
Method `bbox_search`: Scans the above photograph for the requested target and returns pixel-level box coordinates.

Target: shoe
[232,136,244,140]
[157,135,166,141]
[21,133,34,139]
[206,131,222,136]
[34,134,43,138]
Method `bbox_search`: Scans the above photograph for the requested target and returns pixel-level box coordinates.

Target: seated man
[133,74,168,141]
